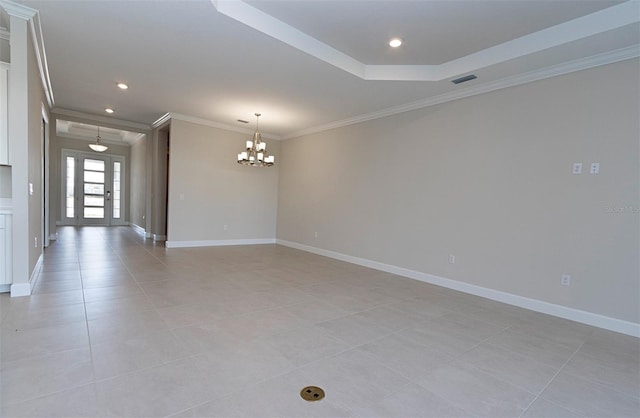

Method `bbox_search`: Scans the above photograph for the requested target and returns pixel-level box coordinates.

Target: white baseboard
[10,282,31,297]
[0,284,10,293]
[276,239,640,338]
[49,233,58,241]
[153,234,166,242]
[130,223,146,236]
[166,238,276,249]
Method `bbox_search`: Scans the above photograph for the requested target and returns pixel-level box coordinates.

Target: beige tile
[90,329,191,379]
[1,321,90,363]
[457,342,560,394]
[522,397,586,418]
[351,383,469,418]
[485,329,577,368]
[1,383,100,418]
[418,362,536,417]
[397,320,482,357]
[316,313,394,346]
[562,350,640,399]
[1,348,94,405]
[87,309,169,345]
[541,371,640,417]
[82,282,144,303]
[264,326,351,367]
[1,302,86,332]
[83,293,155,321]
[356,333,455,382]
[94,357,217,417]
[297,349,412,413]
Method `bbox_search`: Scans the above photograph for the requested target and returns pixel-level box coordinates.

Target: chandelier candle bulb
[246,140,253,149]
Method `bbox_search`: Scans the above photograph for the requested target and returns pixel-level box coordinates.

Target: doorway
[62,149,126,226]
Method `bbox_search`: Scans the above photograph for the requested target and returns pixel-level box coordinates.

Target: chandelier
[237,113,274,167]
[89,126,108,152]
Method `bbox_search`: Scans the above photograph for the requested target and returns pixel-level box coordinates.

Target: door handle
[106,190,111,201]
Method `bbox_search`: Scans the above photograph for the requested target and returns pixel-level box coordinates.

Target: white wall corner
[275,239,640,338]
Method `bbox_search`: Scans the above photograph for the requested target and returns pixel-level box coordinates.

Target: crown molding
[162,112,283,140]
[0,0,36,20]
[213,0,639,82]
[152,112,171,129]
[2,0,55,108]
[284,46,640,139]
[52,108,151,131]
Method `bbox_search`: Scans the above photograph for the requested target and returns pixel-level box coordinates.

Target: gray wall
[129,135,146,229]
[166,119,279,243]
[277,59,639,324]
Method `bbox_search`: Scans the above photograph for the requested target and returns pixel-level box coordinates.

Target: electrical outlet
[223,224,229,231]
[590,162,600,174]
[448,254,455,264]
[561,274,571,286]
[572,163,582,174]
[35,237,38,248]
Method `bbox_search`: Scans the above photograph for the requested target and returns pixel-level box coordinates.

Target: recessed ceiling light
[105,108,114,114]
[389,38,402,48]
[116,83,128,90]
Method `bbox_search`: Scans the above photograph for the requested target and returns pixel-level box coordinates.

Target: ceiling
[56,120,145,146]
[7,0,640,138]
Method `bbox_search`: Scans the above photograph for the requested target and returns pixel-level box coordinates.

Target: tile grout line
[517,339,587,418]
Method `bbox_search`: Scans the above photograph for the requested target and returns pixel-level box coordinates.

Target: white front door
[62,150,126,226]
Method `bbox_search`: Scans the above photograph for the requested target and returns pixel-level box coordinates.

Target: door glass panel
[66,156,75,218]
[84,171,104,183]
[84,159,105,171]
[83,157,106,220]
[84,196,104,206]
[84,183,104,194]
[84,207,104,218]
[113,161,121,219]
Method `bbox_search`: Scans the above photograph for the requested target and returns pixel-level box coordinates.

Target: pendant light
[237,113,275,167]
[89,126,108,152]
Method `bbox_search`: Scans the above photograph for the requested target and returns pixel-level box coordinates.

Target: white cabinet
[0,62,8,165]
[0,212,12,286]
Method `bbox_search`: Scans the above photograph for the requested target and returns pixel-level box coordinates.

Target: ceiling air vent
[237,119,249,124]
[451,74,477,84]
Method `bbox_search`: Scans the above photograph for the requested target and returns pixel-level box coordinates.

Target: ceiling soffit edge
[212,0,640,82]
[284,46,640,140]
[52,108,151,132]
[163,112,283,140]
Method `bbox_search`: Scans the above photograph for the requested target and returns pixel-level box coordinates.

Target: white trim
[284,46,640,139]
[166,238,276,248]
[168,112,282,140]
[151,113,171,129]
[10,252,42,297]
[10,282,30,297]
[1,1,36,21]
[49,233,57,241]
[130,223,146,236]
[52,108,150,131]
[212,1,639,82]
[276,239,640,338]
[152,234,166,241]
[0,28,9,41]
[0,284,10,293]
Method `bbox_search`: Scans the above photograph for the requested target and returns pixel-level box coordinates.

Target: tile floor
[1,226,638,417]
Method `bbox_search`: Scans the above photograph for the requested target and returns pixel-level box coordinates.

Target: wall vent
[451,74,477,84]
